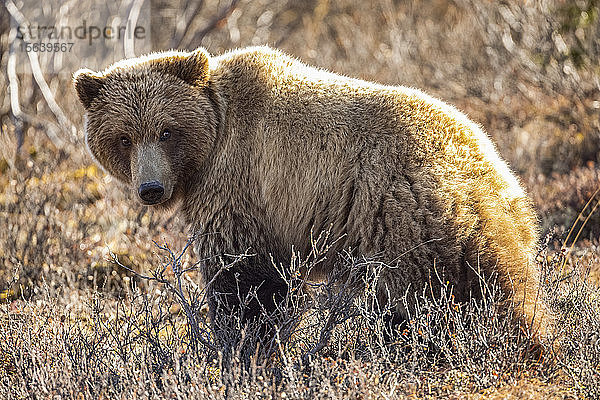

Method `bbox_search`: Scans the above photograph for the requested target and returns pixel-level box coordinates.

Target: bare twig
[109,235,254,355]
[5,0,76,147]
[6,26,23,153]
[170,0,206,49]
[124,0,145,58]
[181,0,241,48]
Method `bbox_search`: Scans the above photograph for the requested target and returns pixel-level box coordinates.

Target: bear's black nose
[138,181,165,204]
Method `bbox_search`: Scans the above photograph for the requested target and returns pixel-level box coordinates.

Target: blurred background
[0,0,599,297]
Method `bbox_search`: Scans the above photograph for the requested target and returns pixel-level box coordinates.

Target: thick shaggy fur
[74,46,551,344]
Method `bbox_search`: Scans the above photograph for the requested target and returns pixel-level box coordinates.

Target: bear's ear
[155,47,210,86]
[73,69,106,109]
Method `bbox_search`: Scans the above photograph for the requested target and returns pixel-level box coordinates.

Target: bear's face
[73,49,217,208]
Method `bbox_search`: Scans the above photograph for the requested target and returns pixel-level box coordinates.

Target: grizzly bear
[74,46,552,350]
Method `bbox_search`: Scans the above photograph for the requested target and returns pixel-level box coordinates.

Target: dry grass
[0,235,597,399]
[1,0,600,398]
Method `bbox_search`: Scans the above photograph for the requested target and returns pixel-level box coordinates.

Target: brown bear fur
[74,46,552,347]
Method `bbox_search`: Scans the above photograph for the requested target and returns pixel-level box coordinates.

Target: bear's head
[73,48,218,208]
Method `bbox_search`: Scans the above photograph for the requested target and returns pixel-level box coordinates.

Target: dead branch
[5,0,75,147]
[181,0,241,48]
[6,26,24,153]
[124,0,145,58]
[170,0,206,49]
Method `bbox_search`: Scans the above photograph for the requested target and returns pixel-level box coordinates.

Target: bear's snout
[130,143,173,206]
[138,181,165,204]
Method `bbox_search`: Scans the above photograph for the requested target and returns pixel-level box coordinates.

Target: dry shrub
[531,163,600,241]
[0,127,188,299]
[2,237,598,399]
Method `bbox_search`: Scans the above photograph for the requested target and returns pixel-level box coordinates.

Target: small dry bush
[532,164,600,243]
[1,236,598,399]
[0,127,188,300]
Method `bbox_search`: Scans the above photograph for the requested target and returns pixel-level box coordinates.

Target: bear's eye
[120,136,132,147]
[160,129,171,142]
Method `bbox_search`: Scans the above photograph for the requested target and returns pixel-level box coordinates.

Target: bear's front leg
[206,255,288,354]
[195,216,289,364]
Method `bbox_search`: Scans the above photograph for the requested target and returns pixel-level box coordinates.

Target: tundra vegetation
[1,1,599,398]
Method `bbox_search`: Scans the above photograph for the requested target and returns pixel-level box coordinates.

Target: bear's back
[214,47,527,210]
